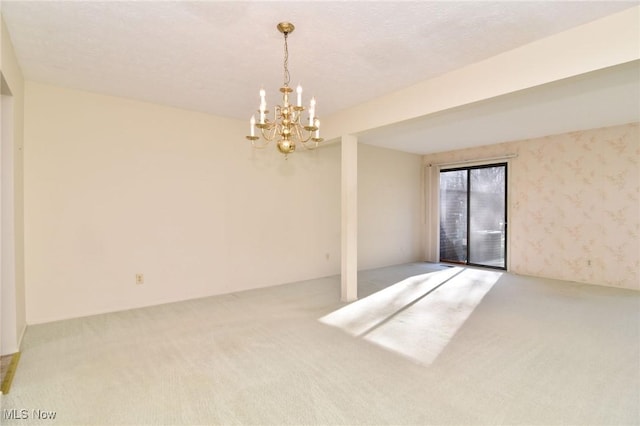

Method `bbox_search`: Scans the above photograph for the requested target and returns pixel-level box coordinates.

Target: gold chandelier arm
[289,124,321,150]
[251,139,271,149]
[299,137,322,150]
[260,122,278,142]
[290,123,305,143]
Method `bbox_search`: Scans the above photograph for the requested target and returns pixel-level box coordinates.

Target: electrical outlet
[135,273,144,285]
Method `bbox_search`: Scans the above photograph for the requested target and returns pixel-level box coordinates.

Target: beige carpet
[1,263,638,425]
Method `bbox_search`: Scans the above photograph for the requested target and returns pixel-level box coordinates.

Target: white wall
[358,144,423,270]
[24,82,341,324]
[1,15,26,355]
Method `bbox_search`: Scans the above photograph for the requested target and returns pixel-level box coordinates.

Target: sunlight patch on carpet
[319,268,502,365]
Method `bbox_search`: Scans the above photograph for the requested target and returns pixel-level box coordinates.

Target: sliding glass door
[439,163,507,269]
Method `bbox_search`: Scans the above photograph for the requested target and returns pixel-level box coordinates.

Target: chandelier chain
[283,32,290,86]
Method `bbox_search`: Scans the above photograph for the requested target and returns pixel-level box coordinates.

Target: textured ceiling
[2,1,636,121]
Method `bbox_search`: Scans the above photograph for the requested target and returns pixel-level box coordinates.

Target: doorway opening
[439,163,507,269]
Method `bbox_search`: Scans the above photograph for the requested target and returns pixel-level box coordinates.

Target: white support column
[424,164,439,263]
[341,134,357,302]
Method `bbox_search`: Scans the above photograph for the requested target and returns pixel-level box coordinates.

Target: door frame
[434,161,509,271]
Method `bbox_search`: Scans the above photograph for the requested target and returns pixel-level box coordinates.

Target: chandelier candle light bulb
[309,97,316,126]
[245,22,324,156]
[296,85,302,107]
[259,89,267,124]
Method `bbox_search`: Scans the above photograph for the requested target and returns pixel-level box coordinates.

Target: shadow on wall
[319,267,502,365]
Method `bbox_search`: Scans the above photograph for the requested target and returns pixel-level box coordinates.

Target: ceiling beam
[322,6,640,142]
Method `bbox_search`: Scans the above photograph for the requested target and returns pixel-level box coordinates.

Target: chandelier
[246,22,323,156]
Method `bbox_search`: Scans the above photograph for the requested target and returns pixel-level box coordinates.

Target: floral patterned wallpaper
[424,122,639,290]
